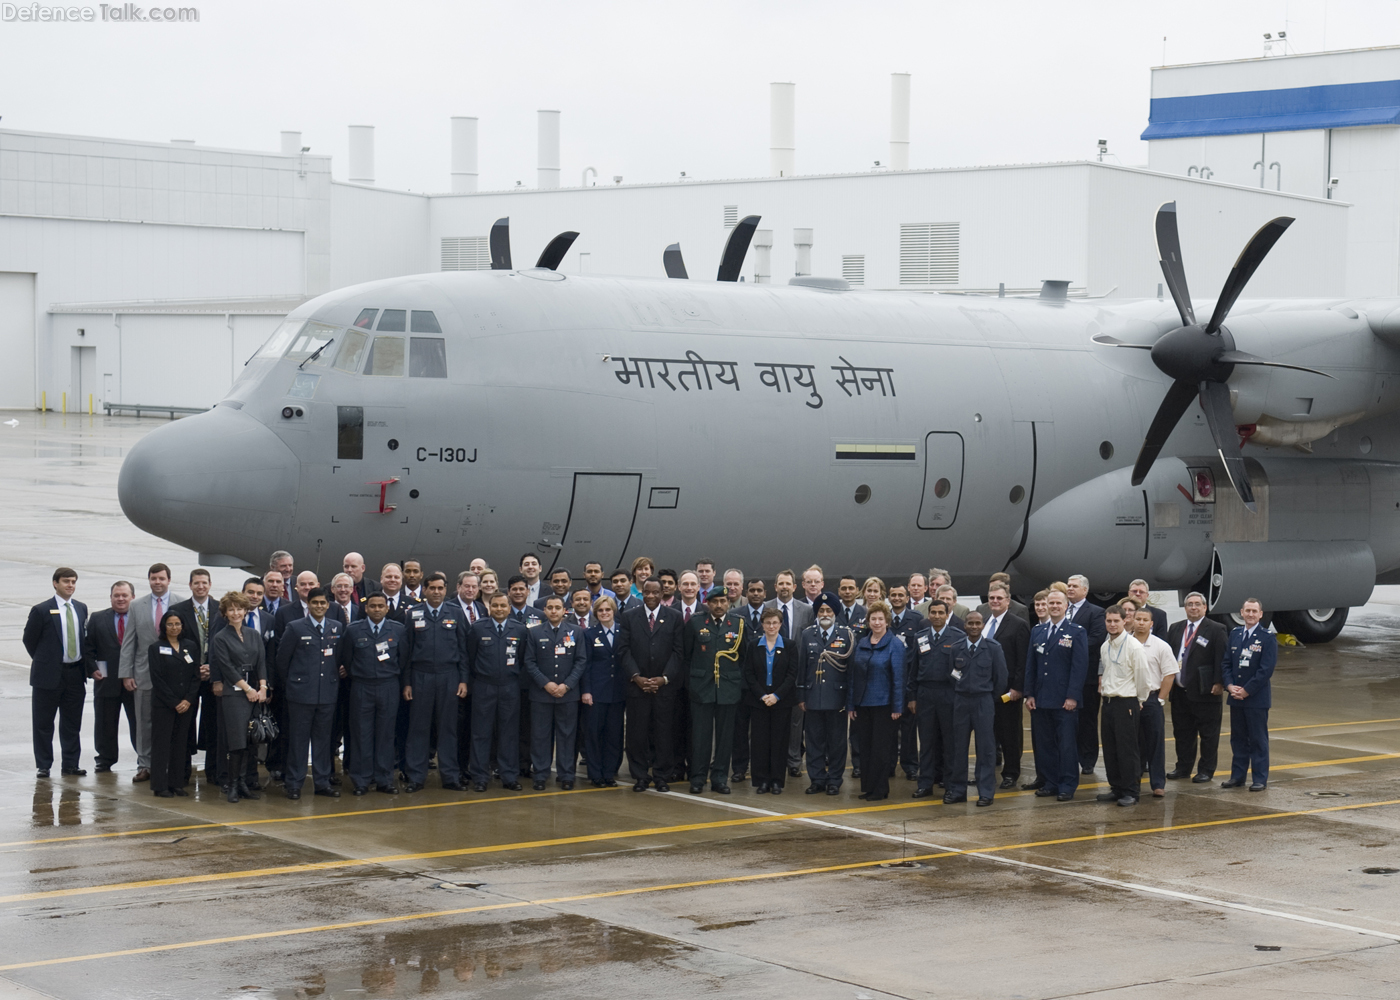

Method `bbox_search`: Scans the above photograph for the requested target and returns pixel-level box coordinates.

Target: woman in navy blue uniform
[148,610,200,797]
[581,596,626,786]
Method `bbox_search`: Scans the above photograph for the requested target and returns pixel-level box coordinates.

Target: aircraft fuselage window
[377,309,407,332]
[410,310,442,333]
[409,337,448,378]
[284,321,337,362]
[365,336,405,376]
[333,329,370,373]
[353,308,378,330]
[255,318,307,359]
[337,406,364,460]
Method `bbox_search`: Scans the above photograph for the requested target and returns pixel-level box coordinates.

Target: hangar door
[0,273,35,409]
[917,432,964,529]
[550,473,643,574]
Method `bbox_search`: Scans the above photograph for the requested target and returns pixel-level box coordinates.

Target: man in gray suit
[765,569,815,777]
[118,563,177,783]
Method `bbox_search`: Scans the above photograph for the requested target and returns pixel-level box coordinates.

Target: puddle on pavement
[269,913,688,997]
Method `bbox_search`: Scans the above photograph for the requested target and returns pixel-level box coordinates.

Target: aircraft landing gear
[1272,608,1349,645]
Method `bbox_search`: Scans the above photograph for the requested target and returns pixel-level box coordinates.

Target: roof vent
[1039,280,1070,300]
[789,276,850,291]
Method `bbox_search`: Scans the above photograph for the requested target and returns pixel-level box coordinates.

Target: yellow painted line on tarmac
[1271,752,1400,770]
[2,795,1398,972]
[0,785,619,849]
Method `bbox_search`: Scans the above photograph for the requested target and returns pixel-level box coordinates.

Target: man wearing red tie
[618,580,684,791]
[118,563,175,783]
[85,581,137,773]
[1165,592,1228,783]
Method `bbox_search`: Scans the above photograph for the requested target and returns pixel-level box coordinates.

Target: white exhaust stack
[451,116,478,193]
[890,73,910,170]
[348,125,374,184]
[793,228,813,276]
[770,82,795,177]
[537,110,560,190]
[753,229,773,284]
[280,131,302,156]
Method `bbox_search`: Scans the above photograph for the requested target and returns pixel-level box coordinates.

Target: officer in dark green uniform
[684,589,747,795]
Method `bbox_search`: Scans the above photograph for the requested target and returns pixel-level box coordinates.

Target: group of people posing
[23,552,1277,808]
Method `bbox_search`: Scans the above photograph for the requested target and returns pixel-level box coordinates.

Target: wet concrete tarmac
[1,414,1398,998]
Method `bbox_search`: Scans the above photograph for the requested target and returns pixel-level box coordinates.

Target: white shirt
[1099,632,1149,702]
[1137,633,1177,691]
[680,601,699,620]
[984,613,1004,642]
[526,580,543,603]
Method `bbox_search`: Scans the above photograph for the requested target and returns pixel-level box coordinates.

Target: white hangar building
[2,44,1399,413]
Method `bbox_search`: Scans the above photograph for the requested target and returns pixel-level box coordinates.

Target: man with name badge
[1221,599,1276,792]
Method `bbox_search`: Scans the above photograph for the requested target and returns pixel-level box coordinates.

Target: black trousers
[689,700,737,787]
[993,696,1023,780]
[804,708,847,787]
[749,703,793,786]
[469,682,520,785]
[331,675,352,766]
[192,679,219,775]
[583,700,624,783]
[1077,677,1101,771]
[405,672,461,785]
[93,690,136,769]
[1170,690,1222,776]
[350,677,399,789]
[671,687,691,780]
[897,708,919,776]
[455,692,473,781]
[731,701,751,776]
[32,668,86,771]
[624,688,676,781]
[150,701,194,793]
[949,694,997,800]
[1100,696,1140,800]
[517,686,533,776]
[287,701,335,791]
[1138,692,1166,790]
[914,687,953,790]
[851,705,896,799]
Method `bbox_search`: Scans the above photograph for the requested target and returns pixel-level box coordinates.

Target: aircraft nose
[118,406,299,564]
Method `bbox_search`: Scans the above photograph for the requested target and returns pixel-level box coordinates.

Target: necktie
[195,602,208,635]
[985,616,997,642]
[153,595,164,629]
[343,605,352,625]
[605,629,613,647]
[684,606,691,623]
[648,613,656,632]
[371,623,379,637]
[116,613,125,646]
[315,620,322,638]
[780,604,790,637]
[1180,621,1197,665]
[969,641,978,655]
[64,602,77,660]
[497,623,504,636]
[933,630,941,643]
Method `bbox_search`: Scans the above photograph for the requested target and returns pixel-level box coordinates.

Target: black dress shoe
[1056,792,1074,801]
[405,782,426,793]
[173,787,189,796]
[472,782,488,792]
[1096,792,1119,803]
[329,774,341,786]
[912,787,934,799]
[36,769,50,779]
[314,787,340,798]
[61,767,87,776]
[1080,767,1096,775]
[533,780,547,791]
[376,783,399,794]
[851,768,862,778]
[1249,783,1267,792]
[732,772,747,783]
[653,780,670,793]
[1192,773,1214,783]
[561,781,574,790]
[976,797,993,807]
[269,770,284,782]
[95,764,113,773]
[1033,787,1056,797]
[857,792,871,800]
[943,793,967,804]
[155,789,175,798]
[903,770,919,781]
[353,785,369,796]
[440,780,465,791]
[1117,796,1138,806]
[999,777,1016,789]
[591,779,606,788]
[502,781,523,791]
[285,788,301,800]
[756,782,770,794]
[689,783,704,794]
[826,785,840,794]
[1021,778,1045,790]
[805,784,823,794]
[632,778,650,791]
[604,779,617,787]
[788,766,802,778]
[770,785,782,796]
[1166,769,1191,780]
[713,784,731,795]
[1220,778,1245,788]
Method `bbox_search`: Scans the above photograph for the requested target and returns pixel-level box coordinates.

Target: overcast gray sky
[2,0,1398,192]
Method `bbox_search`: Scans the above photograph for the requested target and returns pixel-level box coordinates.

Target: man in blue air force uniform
[945,612,1008,807]
[338,592,405,795]
[525,595,587,790]
[276,587,343,800]
[1024,590,1088,801]
[1220,599,1276,792]
[402,574,468,792]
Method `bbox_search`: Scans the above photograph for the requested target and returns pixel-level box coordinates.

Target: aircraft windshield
[284,322,338,363]
[255,318,306,359]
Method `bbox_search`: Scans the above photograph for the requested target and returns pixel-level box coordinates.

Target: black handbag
[248,703,279,745]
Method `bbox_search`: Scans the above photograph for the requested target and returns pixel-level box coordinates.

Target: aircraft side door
[549,473,643,574]
[917,432,965,529]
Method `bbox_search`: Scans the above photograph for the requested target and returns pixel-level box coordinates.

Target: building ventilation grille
[841,255,866,286]
[441,236,491,271]
[899,222,959,285]
[723,205,739,228]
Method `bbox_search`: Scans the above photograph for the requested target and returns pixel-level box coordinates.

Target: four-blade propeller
[663,215,762,282]
[1097,201,1331,511]
[488,218,581,272]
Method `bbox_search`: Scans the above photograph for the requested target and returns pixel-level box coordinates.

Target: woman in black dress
[148,610,200,798]
[743,608,799,794]
[208,591,268,803]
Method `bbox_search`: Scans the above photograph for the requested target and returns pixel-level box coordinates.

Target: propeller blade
[1131,379,1197,486]
[717,215,760,282]
[490,217,512,270]
[1204,216,1294,333]
[535,231,579,271]
[1092,334,1154,350]
[1198,380,1255,510]
[1216,350,1334,378]
[1154,202,1195,327]
[663,243,688,279]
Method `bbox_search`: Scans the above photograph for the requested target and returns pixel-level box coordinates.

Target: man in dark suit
[1165,592,1228,782]
[618,579,684,791]
[981,583,1031,788]
[1127,580,1170,641]
[1066,575,1107,774]
[907,600,964,797]
[378,562,416,620]
[1024,590,1089,800]
[85,580,137,773]
[172,568,221,782]
[764,569,815,777]
[1221,599,1276,791]
[533,568,574,610]
[23,567,90,778]
[343,552,383,605]
[974,573,1030,624]
[269,570,319,780]
[835,576,866,628]
[261,570,287,617]
[732,578,768,781]
[887,584,924,780]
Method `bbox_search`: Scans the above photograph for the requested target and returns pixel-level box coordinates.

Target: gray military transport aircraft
[117,205,1400,644]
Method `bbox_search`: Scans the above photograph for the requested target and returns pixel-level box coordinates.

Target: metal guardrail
[102,402,209,419]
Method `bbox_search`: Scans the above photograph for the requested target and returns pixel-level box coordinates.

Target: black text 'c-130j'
[118,205,1400,643]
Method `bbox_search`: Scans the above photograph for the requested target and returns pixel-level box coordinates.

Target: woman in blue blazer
[581,596,627,786]
[848,601,905,801]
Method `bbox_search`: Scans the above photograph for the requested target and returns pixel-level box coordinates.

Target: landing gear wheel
[1272,608,1348,644]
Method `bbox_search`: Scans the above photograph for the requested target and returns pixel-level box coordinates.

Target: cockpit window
[255,318,306,359]
[377,309,407,332]
[365,336,405,376]
[333,329,370,373]
[410,310,442,333]
[353,308,378,330]
[284,321,337,362]
[409,337,448,378]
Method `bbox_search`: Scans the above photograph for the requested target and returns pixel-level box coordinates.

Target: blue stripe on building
[1141,79,1400,139]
